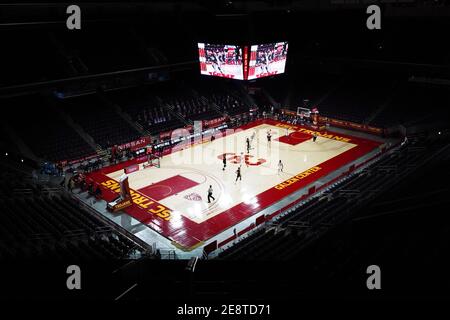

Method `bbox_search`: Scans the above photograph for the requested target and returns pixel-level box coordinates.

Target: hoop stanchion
[143,154,160,169]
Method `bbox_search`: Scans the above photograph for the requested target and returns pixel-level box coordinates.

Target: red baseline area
[86,119,382,250]
[138,175,199,201]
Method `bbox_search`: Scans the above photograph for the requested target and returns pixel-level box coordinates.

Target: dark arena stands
[1,1,450,306]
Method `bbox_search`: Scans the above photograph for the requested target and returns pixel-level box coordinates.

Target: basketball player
[237,48,242,64]
[235,166,242,183]
[222,155,227,171]
[261,50,270,74]
[226,46,234,64]
[274,43,284,61]
[211,51,224,74]
[267,131,272,146]
[207,185,215,203]
[312,132,317,142]
[246,137,251,153]
[278,160,284,174]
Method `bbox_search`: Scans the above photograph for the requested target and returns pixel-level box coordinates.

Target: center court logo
[184,192,203,201]
[170,121,280,175]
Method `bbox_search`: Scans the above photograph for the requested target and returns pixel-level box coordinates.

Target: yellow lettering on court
[150,205,166,214]
[275,166,322,190]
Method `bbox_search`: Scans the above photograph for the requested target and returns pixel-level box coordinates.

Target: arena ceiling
[1,0,449,27]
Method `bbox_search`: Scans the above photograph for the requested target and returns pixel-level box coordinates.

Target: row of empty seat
[0,160,149,260]
[63,94,142,148]
[6,95,96,162]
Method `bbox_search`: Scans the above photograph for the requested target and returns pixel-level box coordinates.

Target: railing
[157,96,193,127]
[199,96,225,117]
[159,249,178,260]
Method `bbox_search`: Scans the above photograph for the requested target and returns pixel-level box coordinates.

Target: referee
[235,166,242,183]
[207,185,215,203]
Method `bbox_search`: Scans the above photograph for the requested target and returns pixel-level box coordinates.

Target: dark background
[0,0,450,306]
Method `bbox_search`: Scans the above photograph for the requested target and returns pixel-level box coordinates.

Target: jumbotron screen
[248,42,288,80]
[198,43,244,80]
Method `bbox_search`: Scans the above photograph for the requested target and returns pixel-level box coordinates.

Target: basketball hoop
[143,154,160,169]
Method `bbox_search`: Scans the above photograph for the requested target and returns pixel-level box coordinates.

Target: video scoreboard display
[198,43,244,80]
[198,41,288,80]
[247,42,288,80]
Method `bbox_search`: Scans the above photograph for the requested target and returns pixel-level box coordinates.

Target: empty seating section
[0,162,146,260]
[258,77,290,105]
[318,75,395,124]
[256,73,450,130]
[0,169,38,197]
[105,81,251,135]
[254,73,338,111]
[0,30,67,86]
[159,86,221,121]
[106,85,181,135]
[0,132,20,156]
[64,95,141,148]
[370,82,450,127]
[0,195,141,260]
[263,74,450,130]
[193,79,250,115]
[287,74,339,108]
[7,95,96,162]
[198,90,249,116]
[58,27,151,73]
[0,27,170,87]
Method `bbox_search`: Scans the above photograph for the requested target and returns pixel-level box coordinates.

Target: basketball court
[87,119,383,251]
